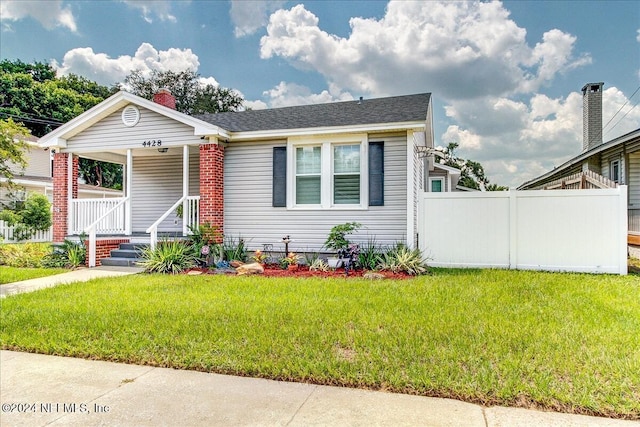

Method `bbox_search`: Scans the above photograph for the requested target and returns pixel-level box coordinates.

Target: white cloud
[230,0,285,37]
[0,0,77,32]
[262,82,353,108]
[259,1,589,99]
[121,1,177,23]
[53,43,200,86]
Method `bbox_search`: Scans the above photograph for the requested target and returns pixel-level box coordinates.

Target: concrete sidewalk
[1,351,636,427]
[0,265,143,298]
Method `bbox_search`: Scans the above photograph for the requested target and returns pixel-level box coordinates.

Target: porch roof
[39,91,227,149]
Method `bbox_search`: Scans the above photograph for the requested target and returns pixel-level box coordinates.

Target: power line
[0,111,64,127]
[601,84,640,139]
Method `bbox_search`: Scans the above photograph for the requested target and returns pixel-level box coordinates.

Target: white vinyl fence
[419,187,628,275]
[0,220,53,243]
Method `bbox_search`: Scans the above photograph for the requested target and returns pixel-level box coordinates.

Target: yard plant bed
[187,265,413,279]
[1,269,639,419]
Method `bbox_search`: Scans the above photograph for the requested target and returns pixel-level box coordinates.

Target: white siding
[66,106,202,153]
[22,148,51,177]
[223,134,408,252]
[130,151,199,233]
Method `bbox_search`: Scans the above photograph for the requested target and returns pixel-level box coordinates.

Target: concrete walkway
[0,265,143,298]
[1,351,637,427]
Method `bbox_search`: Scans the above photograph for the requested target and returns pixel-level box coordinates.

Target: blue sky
[1,0,639,187]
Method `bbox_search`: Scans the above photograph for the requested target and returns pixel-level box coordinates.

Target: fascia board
[226,121,426,142]
[39,91,226,147]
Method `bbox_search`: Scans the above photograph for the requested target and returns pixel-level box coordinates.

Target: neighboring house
[1,136,123,206]
[518,82,640,247]
[38,90,457,265]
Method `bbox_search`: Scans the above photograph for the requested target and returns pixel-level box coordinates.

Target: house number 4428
[142,139,162,147]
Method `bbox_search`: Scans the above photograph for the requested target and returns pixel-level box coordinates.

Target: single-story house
[518,82,640,247]
[38,90,458,266]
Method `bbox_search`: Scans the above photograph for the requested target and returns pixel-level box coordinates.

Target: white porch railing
[0,221,52,243]
[185,196,200,233]
[146,196,200,250]
[71,198,129,235]
[84,197,130,267]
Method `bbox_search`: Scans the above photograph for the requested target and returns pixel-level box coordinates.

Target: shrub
[0,193,51,241]
[324,222,361,251]
[309,258,329,272]
[41,240,86,269]
[222,235,246,262]
[188,223,222,265]
[379,243,428,275]
[358,236,383,270]
[139,240,197,274]
[0,242,51,267]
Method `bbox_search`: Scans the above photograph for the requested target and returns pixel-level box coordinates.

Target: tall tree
[437,142,507,191]
[121,69,244,114]
[0,118,30,187]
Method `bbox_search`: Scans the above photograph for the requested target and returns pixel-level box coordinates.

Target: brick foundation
[199,143,225,242]
[84,238,130,267]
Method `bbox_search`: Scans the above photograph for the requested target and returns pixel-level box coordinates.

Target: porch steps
[100,243,148,267]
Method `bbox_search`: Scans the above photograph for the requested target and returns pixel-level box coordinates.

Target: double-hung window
[288,134,368,209]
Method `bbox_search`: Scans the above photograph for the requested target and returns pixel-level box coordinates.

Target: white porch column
[182,145,189,236]
[125,149,132,235]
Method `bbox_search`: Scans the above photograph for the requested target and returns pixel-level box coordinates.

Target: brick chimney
[581,82,603,152]
[153,88,176,110]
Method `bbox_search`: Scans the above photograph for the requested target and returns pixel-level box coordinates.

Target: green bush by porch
[1,269,638,418]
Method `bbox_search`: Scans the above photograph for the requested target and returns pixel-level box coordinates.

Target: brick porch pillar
[52,153,78,243]
[199,143,224,242]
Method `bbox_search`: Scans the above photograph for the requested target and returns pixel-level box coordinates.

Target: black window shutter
[368,142,384,206]
[272,147,287,207]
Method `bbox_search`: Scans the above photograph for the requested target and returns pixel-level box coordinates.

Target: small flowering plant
[280,252,300,267]
[251,249,268,264]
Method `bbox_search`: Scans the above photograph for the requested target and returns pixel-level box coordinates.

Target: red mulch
[186,265,412,279]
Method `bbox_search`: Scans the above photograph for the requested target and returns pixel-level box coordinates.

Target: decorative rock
[235,262,265,275]
[363,272,385,280]
[187,270,203,275]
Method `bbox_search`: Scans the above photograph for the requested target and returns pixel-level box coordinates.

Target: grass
[0,269,638,419]
[0,266,67,285]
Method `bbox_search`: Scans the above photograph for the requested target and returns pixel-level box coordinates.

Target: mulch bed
[185,265,412,279]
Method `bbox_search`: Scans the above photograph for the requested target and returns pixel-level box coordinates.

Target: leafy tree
[0,192,51,241]
[121,69,244,114]
[78,159,123,189]
[0,118,30,187]
[437,142,507,191]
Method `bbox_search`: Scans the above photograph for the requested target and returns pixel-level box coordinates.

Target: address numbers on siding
[142,140,162,147]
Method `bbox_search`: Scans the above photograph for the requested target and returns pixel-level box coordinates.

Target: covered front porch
[63,145,202,266]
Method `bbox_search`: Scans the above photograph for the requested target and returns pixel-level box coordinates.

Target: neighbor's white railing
[71,198,128,235]
[84,197,130,267]
[0,220,52,243]
[630,209,640,235]
[146,196,200,250]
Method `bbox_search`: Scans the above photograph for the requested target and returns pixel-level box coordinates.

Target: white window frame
[610,159,620,183]
[429,177,445,192]
[287,134,368,210]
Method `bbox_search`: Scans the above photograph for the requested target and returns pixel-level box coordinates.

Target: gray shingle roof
[195,93,430,132]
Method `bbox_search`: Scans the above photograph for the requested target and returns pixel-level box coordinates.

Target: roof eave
[518,128,640,189]
[226,121,427,142]
[38,91,226,148]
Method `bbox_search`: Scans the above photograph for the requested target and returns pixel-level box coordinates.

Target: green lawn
[0,266,67,285]
[1,269,638,419]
